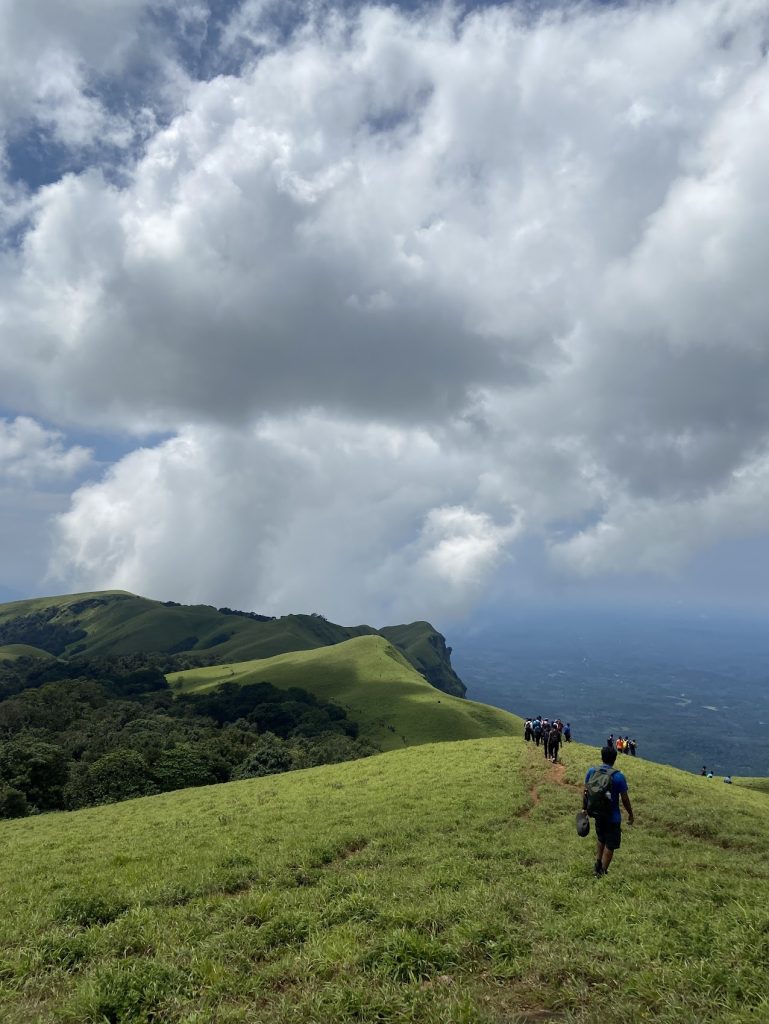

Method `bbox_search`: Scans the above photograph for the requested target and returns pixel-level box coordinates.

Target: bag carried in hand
[576,810,590,837]
[584,766,617,818]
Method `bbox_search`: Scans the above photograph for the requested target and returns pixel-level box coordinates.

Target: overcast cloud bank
[1,0,768,622]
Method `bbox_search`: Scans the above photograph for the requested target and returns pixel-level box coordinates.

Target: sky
[1,0,769,628]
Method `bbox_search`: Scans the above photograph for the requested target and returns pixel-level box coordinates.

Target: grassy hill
[0,644,54,662]
[733,777,769,795]
[1,738,768,1024]
[0,592,465,695]
[168,635,518,751]
[379,622,465,697]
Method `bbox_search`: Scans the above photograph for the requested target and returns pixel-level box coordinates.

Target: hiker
[532,718,542,747]
[524,719,532,742]
[583,745,634,878]
[707,771,714,779]
[700,766,707,776]
[616,737,625,754]
[629,738,637,756]
[564,722,572,742]
[607,734,615,750]
[723,776,732,784]
[542,720,552,759]
[548,726,562,764]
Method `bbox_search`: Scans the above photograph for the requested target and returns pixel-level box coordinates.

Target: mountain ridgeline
[0,591,465,697]
[0,592,515,821]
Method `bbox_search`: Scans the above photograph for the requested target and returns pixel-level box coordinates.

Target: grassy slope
[1,739,768,1024]
[168,635,518,751]
[733,777,769,795]
[0,645,54,661]
[379,622,465,697]
[0,594,461,694]
[0,592,373,661]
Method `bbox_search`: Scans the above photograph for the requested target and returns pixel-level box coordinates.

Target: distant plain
[452,609,769,777]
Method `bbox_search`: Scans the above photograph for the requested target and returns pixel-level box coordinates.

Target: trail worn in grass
[2,738,769,1023]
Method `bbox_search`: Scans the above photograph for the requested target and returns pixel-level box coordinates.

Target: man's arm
[620,790,634,825]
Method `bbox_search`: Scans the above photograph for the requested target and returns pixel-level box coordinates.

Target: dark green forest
[0,654,373,819]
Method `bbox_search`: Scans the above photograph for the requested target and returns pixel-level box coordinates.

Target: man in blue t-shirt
[584,745,634,877]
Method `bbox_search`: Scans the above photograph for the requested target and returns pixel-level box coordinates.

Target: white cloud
[0,0,148,148]
[550,450,769,577]
[0,0,766,613]
[0,416,92,484]
[7,0,765,434]
[50,415,523,622]
[0,415,92,596]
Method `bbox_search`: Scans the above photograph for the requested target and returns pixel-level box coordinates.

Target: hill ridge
[167,633,517,751]
[0,589,466,696]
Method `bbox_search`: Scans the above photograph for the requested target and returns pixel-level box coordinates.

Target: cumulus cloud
[8,0,767,432]
[0,416,92,484]
[550,449,769,577]
[0,0,767,616]
[0,0,148,150]
[50,416,520,622]
[0,415,92,599]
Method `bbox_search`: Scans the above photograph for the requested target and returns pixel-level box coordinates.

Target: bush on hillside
[0,657,373,818]
[0,785,29,818]
[0,737,69,810]
[152,744,226,791]
[290,733,375,769]
[234,733,293,779]
[65,750,157,808]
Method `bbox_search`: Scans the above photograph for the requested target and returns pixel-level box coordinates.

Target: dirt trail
[521,754,577,819]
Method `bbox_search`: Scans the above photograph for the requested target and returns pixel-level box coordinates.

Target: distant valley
[452,608,769,777]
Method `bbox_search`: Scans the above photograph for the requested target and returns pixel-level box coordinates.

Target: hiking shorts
[594,819,622,851]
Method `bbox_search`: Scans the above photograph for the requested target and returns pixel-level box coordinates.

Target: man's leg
[600,825,621,873]
[594,840,605,875]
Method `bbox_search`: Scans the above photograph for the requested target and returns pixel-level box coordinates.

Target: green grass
[168,635,519,750]
[733,777,769,795]
[2,739,769,1023]
[0,593,461,692]
[379,622,465,695]
[0,644,54,661]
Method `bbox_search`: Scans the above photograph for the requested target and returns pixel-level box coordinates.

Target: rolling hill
[1,737,768,1023]
[167,635,518,750]
[0,591,465,696]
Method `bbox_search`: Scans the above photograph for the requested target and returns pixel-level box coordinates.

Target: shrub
[234,733,292,779]
[0,736,69,810]
[65,750,155,808]
[0,785,28,818]
[152,744,220,791]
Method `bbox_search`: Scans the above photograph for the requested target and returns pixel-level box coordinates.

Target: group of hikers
[606,733,638,756]
[523,719,638,878]
[523,717,571,763]
[700,767,732,783]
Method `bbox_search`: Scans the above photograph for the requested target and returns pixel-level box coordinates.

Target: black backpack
[585,766,617,818]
